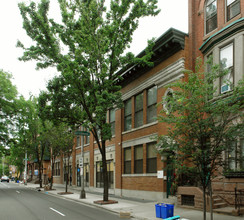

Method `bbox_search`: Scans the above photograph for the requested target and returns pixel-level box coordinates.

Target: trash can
[155,203,174,219]
[155,203,166,218]
[161,204,168,219]
[166,204,174,218]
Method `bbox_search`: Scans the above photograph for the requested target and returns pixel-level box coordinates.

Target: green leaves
[158,58,244,189]
[17,0,160,146]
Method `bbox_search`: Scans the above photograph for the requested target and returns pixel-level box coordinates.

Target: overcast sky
[0,0,188,99]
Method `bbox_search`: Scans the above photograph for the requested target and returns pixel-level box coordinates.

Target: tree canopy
[0,70,18,156]
[18,0,160,201]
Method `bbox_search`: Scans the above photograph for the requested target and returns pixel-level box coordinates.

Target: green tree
[0,70,18,156]
[157,59,244,220]
[40,121,75,191]
[18,0,160,201]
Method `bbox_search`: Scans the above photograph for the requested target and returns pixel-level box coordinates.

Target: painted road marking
[50,207,65,217]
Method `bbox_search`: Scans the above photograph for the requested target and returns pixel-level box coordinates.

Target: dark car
[1,176,9,182]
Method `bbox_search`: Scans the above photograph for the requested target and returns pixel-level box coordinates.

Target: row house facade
[177,0,244,212]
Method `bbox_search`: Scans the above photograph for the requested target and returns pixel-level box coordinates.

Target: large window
[134,145,143,174]
[226,139,244,170]
[135,93,143,128]
[124,147,131,174]
[146,142,157,173]
[109,109,115,136]
[220,43,233,93]
[96,160,114,188]
[205,0,217,34]
[147,86,157,123]
[124,99,132,131]
[55,162,60,176]
[227,0,240,21]
[227,141,237,170]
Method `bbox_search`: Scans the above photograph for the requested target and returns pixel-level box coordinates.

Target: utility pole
[2,156,4,176]
[80,131,86,199]
[75,129,90,199]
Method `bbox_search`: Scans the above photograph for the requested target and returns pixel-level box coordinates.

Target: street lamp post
[24,151,27,185]
[80,133,86,199]
[75,130,90,199]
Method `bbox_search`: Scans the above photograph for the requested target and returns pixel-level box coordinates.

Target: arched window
[205,0,217,34]
[226,0,240,21]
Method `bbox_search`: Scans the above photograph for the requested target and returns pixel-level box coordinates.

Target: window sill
[122,173,157,177]
[122,121,158,135]
[224,171,244,178]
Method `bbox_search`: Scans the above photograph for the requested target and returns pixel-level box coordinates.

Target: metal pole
[2,156,4,176]
[24,151,27,185]
[80,133,86,199]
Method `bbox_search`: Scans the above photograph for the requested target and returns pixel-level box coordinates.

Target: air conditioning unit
[221,84,231,94]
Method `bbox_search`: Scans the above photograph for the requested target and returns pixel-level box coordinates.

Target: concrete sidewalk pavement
[19,182,243,220]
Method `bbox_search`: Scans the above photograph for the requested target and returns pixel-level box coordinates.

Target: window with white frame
[109,109,115,136]
[124,99,132,131]
[227,0,240,21]
[147,86,157,123]
[205,0,217,34]
[135,93,143,128]
[220,43,234,93]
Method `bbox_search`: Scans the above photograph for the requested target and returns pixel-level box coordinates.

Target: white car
[1,176,9,182]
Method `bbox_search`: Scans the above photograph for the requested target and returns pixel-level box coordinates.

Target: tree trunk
[102,141,109,202]
[203,186,206,220]
[209,181,213,220]
[50,158,55,190]
[39,163,42,188]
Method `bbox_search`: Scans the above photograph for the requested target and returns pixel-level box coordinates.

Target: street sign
[75,131,90,136]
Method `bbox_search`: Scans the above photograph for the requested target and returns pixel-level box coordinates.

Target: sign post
[75,130,90,199]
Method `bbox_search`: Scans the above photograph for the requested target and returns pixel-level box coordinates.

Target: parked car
[1,176,9,182]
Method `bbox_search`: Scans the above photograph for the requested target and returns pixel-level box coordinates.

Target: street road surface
[0,182,121,220]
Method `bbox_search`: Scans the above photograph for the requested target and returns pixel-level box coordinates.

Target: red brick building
[177,0,244,213]
[44,0,244,211]
[51,28,189,201]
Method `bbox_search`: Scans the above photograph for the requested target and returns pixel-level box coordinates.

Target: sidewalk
[20,182,243,220]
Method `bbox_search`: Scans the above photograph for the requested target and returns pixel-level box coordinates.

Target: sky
[0,0,188,99]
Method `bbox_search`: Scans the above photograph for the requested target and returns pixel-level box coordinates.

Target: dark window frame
[147,86,157,123]
[205,0,217,34]
[227,0,240,21]
[124,99,132,131]
[134,145,143,174]
[124,147,131,174]
[135,93,144,128]
[146,142,157,173]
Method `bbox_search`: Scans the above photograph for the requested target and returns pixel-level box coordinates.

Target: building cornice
[117,28,187,85]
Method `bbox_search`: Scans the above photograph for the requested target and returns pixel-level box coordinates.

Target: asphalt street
[0,182,121,220]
